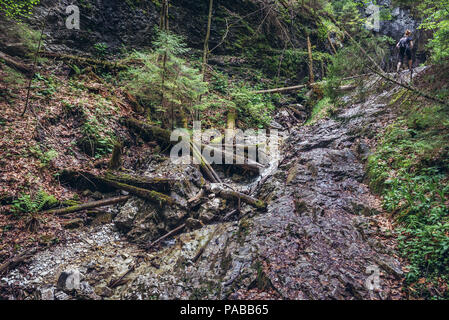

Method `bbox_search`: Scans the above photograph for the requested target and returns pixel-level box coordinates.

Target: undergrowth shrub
[122,29,208,127]
[367,99,449,298]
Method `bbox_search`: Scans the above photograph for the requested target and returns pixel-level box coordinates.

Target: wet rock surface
[1,71,427,300]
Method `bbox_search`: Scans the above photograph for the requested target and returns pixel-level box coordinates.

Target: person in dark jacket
[396,29,414,79]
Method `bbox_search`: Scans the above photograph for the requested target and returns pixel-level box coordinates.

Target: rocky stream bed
[0,70,425,300]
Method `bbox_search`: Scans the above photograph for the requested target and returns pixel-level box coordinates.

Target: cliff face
[376,0,428,64]
[30,0,271,55]
[29,0,426,67]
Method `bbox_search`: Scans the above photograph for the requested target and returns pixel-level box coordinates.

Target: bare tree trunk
[42,196,130,216]
[196,0,214,121]
[159,0,169,122]
[202,0,214,79]
[22,20,46,117]
[0,51,33,75]
[160,0,169,31]
[307,34,315,84]
[227,109,236,130]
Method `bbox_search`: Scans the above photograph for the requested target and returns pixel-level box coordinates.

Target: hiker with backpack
[396,29,414,80]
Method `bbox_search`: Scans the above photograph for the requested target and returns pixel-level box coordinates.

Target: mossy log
[102,179,174,206]
[39,51,128,70]
[252,74,372,94]
[120,117,173,147]
[208,185,267,210]
[0,50,33,75]
[104,172,178,192]
[121,118,262,179]
[59,169,175,206]
[42,196,130,216]
[59,170,112,191]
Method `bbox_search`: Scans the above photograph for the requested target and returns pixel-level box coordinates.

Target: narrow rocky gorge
[0,69,425,300]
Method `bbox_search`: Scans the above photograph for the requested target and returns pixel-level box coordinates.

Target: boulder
[57,269,81,291]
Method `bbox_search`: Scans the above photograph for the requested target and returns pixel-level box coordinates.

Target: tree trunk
[327,33,337,54]
[0,51,33,75]
[207,185,267,210]
[102,179,174,206]
[307,34,315,84]
[59,170,175,206]
[202,0,214,80]
[196,0,214,121]
[120,117,173,147]
[227,109,236,130]
[104,172,178,192]
[42,196,130,216]
[109,142,122,170]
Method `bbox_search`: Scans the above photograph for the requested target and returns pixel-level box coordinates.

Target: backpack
[399,37,409,49]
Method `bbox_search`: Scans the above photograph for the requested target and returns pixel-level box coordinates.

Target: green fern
[11,190,58,214]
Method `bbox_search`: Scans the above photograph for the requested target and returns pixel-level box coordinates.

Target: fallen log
[121,118,261,179]
[367,65,449,107]
[39,51,128,70]
[99,179,174,206]
[120,117,173,147]
[191,142,222,184]
[0,51,33,75]
[59,170,175,206]
[104,172,178,192]
[0,249,36,275]
[42,196,130,216]
[207,184,267,210]
[146,223,186,250]
[188,189,205,206]
[252,74,372,94]
[205,145,264,173]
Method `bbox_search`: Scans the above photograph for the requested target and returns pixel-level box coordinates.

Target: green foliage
[229,85,275,128]
[33,73,58,97]
[1,65,26,101]
[11,190,58,214]
[305,97,333,125]
[418,0,449,62]
[79,116,115,158]
[210,71,229,94]
[0,0,40,20]
[63,97,116,159]
[122,29,208,125]
[29,145,58,167]
[367,99,449,298]
[93,42,109,58]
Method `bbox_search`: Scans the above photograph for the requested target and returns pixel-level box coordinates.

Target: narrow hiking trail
[0,68,426,300]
